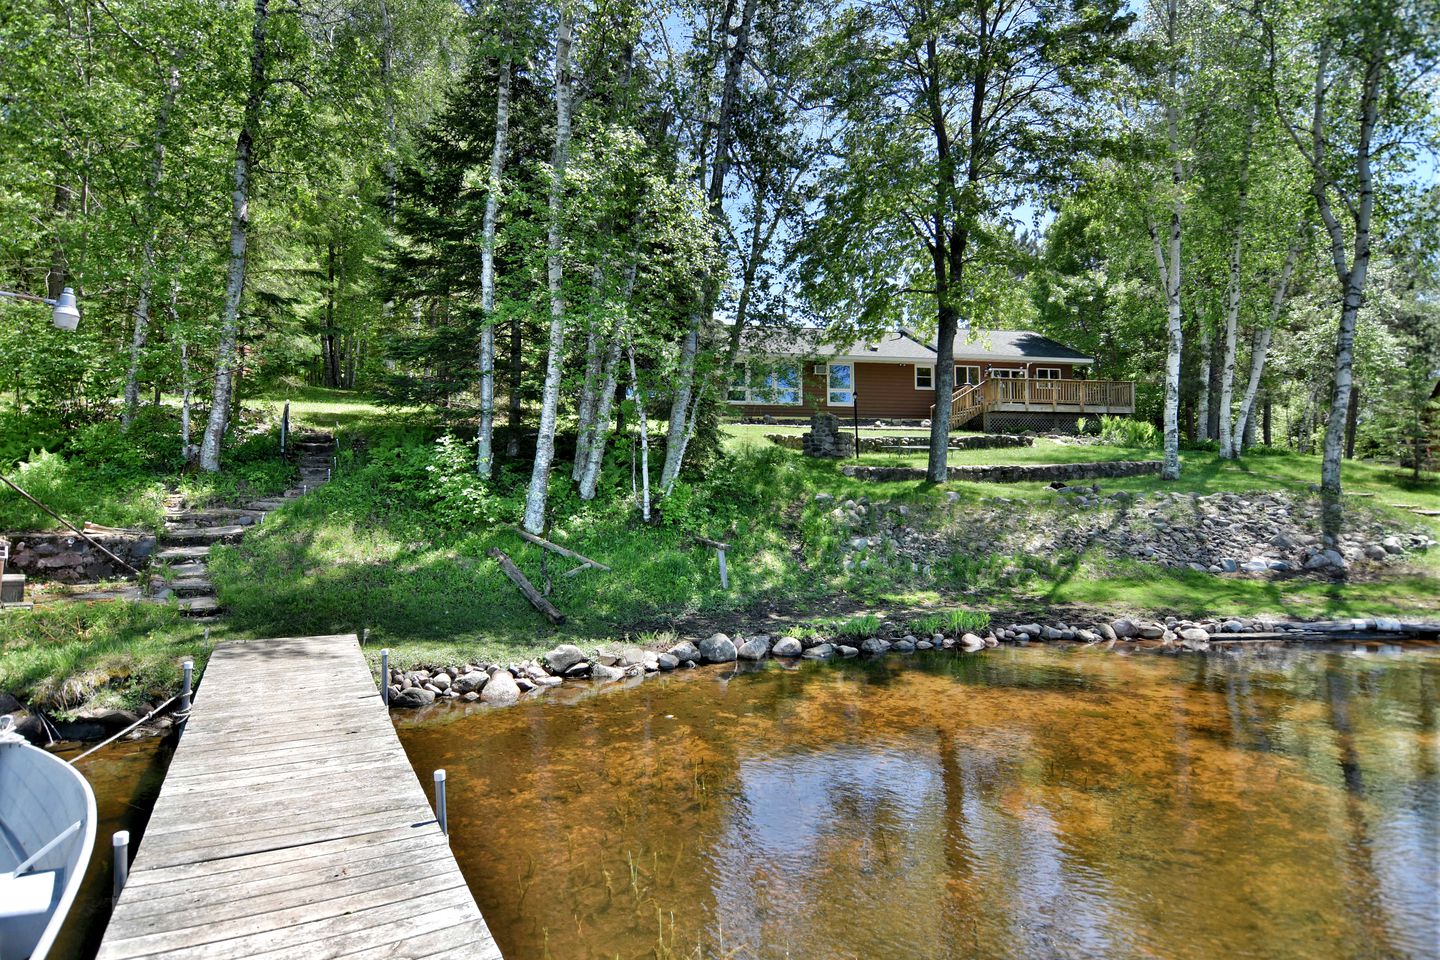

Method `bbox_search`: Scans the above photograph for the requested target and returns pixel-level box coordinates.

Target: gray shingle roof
[737,326,1093,364]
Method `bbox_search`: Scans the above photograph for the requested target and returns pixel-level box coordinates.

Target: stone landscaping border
[841,459,1163,483]
[767,433,1034,453]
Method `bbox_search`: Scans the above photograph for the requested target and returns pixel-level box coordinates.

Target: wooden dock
[97,634,501,960]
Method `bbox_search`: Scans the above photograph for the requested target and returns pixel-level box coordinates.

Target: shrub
[1097,415,1159,448]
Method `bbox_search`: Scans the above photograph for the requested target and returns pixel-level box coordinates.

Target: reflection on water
[395,645,1440,960]
[50,737,173,960]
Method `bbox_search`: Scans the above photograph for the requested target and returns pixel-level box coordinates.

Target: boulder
[391,687,435,708]
[481,669,521,704]
[772,637,803,657]
[1178,627,1210,643]
[960,633,986,652]
[1362,544,1388,561]
[838,645,859,658]
[1109,618,1137,639]
[737,637,771,661]
[891,639,916,652]
[859,637,890,656]
[699,633,738,663]
[544,644,588,674]
[590,663,625,682]
[431,673,452,690]
[656,653,680,671]
[452,671,488,695]
[1136,623,1165,640]
[668,640,702,663]
[801,643,835,660]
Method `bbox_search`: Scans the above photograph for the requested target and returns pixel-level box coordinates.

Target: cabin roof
[737,327,1093,365]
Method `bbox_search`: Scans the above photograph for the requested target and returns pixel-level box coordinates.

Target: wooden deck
[97,634,501,960]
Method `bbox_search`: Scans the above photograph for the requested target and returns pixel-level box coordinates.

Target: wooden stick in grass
[511,528,611,572]
[487,547,566,625]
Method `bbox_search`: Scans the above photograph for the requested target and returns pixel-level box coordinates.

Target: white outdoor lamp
[0,286,81,331]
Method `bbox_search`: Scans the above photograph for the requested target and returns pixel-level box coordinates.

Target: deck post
[380,648,390,705]
[112,831,130,901]
[434,769,448,835]
[179,660,193,714]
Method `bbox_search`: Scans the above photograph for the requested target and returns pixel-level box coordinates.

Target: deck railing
[930,378,1136,424]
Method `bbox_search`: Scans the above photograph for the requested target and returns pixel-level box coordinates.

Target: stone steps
[154,545,213,562]
[176,595,221,615]
[158,562,208,578]
[163,508,265,527]
[159,524,249,545]
[150,576,213,597]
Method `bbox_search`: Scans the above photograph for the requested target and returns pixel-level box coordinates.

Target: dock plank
[97,634,501,960]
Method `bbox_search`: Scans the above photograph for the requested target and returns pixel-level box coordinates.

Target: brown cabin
[730,328,1136,433]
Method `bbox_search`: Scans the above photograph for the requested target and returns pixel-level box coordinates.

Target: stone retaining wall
[769,433,1033,453]
[4,531,155,582]
[841,459,1164,483]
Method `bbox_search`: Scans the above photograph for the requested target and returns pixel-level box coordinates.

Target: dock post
[112,831,130,901]
[434,769,448,835]
[380,649,390,706]
[179,660,193,714]
[717,547,729,590]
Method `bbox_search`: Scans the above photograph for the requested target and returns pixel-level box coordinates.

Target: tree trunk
[1196,323,1212,441]
[1262,393,1272,446]
[1344,382,1360,459]
[323,242,339,387]
[522,12,575,533]
[200,0,268,473]
[1313,42,1379,545]
[1217,108,1256,458]
[507,312,522,456]
[1153,0,1184,480]
[172,287,193,462]
[573,270,605,481]
[579,261,638,499]
[123,59,181,429]
[659,0,757,492]
[477,34,512,478]
[625,332,652,522]
[1234,232,1301,451]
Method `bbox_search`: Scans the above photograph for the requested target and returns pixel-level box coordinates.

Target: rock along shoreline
[382,614,1440,710]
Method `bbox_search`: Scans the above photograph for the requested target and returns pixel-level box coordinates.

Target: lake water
[394,644,1440,960]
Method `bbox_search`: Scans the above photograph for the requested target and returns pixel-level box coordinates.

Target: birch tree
[1262,0,1438,542]
[199,0,271,473]
[477,27,513,478]
[522,9,575,533]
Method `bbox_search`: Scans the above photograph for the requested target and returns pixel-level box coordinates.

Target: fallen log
[511,528,611,573]
[487,547,566,625]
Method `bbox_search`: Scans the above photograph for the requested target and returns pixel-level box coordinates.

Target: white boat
[0,717,97,960]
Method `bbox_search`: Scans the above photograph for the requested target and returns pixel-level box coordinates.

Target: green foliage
[1097,415,1159,448]
[837,613,881,638]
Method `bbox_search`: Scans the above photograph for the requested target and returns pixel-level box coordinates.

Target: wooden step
[155,544,214,562]
[160,524,248,545]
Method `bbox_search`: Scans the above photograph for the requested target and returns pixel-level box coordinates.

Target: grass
[4,395,1437,710]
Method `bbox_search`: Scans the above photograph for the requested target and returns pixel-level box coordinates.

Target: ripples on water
[395,644,1440,960]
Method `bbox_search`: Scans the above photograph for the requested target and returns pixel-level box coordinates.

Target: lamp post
[0,287,81,331]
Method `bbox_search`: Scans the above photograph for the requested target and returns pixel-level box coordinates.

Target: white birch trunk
[1153,0,1184,481]
[625,331,651,522]
[579,261,639,499]
[522,11,574,534]
[1196,324,1211,441]
[477,39,512,478]
[170,287,193,461]
[123,60,181,428]
[659,0,757,492]
[572,274,604,481]
[200,0,267,473]
[1232,233,1301,450]
[1217,108,1257,459]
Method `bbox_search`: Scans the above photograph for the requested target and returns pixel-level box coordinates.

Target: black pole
[852,393,860,460]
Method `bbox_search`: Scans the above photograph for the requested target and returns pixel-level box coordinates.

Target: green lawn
[4,397,1437,711]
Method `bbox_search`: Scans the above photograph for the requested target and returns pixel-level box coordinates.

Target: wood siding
[731,360,1080,420]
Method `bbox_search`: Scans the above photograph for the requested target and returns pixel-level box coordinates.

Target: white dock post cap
[113,830,130,847]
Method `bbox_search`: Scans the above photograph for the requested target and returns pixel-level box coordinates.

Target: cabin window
[728,362,802,405]
[989,368,1024,379]
[914,365,934,390]
[827,363,854,406]
[1034,367,1062,380]
[955,364,982,386]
